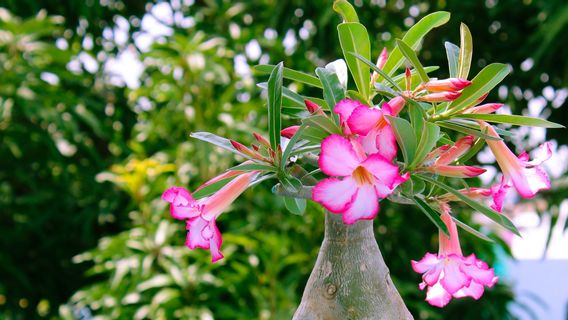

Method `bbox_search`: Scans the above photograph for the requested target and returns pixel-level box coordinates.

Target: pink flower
[412,204,498,307]
[371,48,388,83]
[312,134,408,224]
[162,171,256,262]
[464,103,503,114]
[439,176,510,212]
[416,91,461,102]
[333,99,365,136]
[346,97,405,160]
[281,125,300,139]
[423,136,486,178]
[418,78,472,92]
[480,121,552,198]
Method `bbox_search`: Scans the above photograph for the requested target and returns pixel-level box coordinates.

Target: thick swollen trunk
[293,211,413,320]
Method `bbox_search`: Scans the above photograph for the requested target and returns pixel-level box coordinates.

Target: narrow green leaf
[230,163,277,172]
[254,64,322,88]
[303,115,342,135]
[333,0,359,23]
[451,216,494,242]
[284,196,307,215]
[413,196,450,237]
[351,52,402,91]
[446,63,510,114]
[281,124,307,170]
[436,121,502,141]
[396,39,429,83]
[416,174,521,236]
[386,115,416,164]
[337,23,371,98]
[315,67,345,124]
[457,23,473,79]
[301,126,329,144]
[190,132,250,158]
[411,122,440,168]
[392,66,439,85]
[374,84,397,98]
[445,41,460,78]
[407,99,427,137]
[267,62,284,150]
[449,118,514,137]
[192,176,235,199]
[382,12,451,77]
[455,114,565,128]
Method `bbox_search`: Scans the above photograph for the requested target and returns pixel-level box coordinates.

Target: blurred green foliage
[1,0,567,319]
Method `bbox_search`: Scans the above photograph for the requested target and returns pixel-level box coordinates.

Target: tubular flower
[333,99,365,135]
[479,121,552,198]
[281,125,300,139]
[423,136,486,178]
[463,103,503,114]
[346,96,406,160]
[418,78,472,92]
[370,48,388,83]
[312,134,408,224]
[162,171,257,262]
[412,203,498,307]
[438,176,511,212]
[416,91,461,103]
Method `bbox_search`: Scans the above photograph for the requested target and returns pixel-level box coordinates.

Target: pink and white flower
[333,99,365,136]
[346,96,405,160]
[162,171,256,262]
[438,176,510,212]
[418,78,472,92]
[480,121,552,198]
[312,134,408,224]
[412,203,498,307]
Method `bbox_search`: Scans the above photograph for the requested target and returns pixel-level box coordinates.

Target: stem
[293,211,413,320]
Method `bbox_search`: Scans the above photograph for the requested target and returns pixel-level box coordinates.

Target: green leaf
[451,216,494,242]
[382,12,451,77]
[416,174,521,236]
[446,63,510,114]
[190,132,250,158]
[283,196,307,215]
[267,62,284,150]
[455,114,565,128]
[411,122,440,169]
[445,41,460,78]
[436,121,502,141]
[396,39,429,83]
[351,52,402,91]
[254,64,322,88]
[337,22,371,98]
[449,118,514,137]
[230,163,277,172]
[407,99,427,137]
[303,114,342,135]
[457,23,473,79]
[386,115,416,164]
[301,125,329,144]
[332,0,359,23]
[192,176,235,199]
[413,196,450,236]
[281,124,307,170]
[315,67,345,124]
[278,174,303,193]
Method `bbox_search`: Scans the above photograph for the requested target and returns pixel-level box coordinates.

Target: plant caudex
[162,1,562,308]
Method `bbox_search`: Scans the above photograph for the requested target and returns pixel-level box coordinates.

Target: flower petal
[412,253,441,273]
[440,258,470,294]
[333,99,364,131]
[523,142,552,166]
[318,134,360,176]
[347,106,383,136]
[185,217,211,249]
[375,124,398,161]
[312,177,357,213]
[426,282,453,308]
[510,165,550,198]
[208,220,224,263]
[453,281,484,300]
[342,185,379,224]
[361,154,406,190]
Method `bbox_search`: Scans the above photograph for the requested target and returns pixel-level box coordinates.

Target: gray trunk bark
[293,211,414,320]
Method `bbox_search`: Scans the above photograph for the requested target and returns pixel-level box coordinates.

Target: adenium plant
[162,0,562,317]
